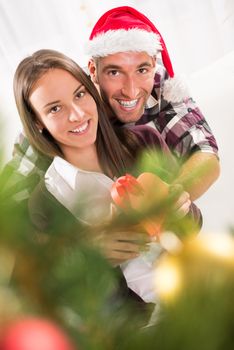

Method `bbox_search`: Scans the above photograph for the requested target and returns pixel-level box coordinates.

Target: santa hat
[85,6,188,102]
[86,6,174,77]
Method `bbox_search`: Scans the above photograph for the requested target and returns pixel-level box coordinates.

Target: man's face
[88,52,156,123]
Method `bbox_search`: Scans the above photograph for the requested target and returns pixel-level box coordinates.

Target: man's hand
[169,184,191,218]
[91,229,150,266]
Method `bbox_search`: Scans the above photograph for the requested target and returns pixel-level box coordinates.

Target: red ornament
[0,317,75,350]
[111,172,169,238]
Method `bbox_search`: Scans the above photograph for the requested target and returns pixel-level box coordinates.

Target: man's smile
[117,99,138,108]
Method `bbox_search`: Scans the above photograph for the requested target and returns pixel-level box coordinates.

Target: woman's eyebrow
[73,84,83,96]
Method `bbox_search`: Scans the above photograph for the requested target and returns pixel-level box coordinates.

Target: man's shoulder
[127,124,166,149]
[128,123,160,136]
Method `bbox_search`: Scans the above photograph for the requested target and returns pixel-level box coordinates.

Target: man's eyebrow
[102,61,153,71]
[137,61,153,68]
[102,64,122,71]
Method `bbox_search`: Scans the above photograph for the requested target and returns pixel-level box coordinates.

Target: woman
[13,49,201,305]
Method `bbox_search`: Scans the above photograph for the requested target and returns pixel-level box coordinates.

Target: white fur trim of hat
[85,29,162,58]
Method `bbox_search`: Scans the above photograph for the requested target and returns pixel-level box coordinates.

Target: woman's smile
[69,120,90,135]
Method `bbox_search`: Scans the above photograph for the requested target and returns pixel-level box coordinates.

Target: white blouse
[45,156,163,303]
[45,156,113,225]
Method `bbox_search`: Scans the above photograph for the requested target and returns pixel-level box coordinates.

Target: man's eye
[108,70,119,76]
[138,68,148,74]
[50,105,61,113]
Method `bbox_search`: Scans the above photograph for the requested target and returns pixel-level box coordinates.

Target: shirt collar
[53,156,78,190]
[145,94,158,109]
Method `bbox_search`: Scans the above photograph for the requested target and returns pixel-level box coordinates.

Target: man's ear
[152,55,157,70]
[88,59,98,84]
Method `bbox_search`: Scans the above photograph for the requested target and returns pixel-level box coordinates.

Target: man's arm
[0,131,51,202]
[174,152,220,201]
[144,68,220,200]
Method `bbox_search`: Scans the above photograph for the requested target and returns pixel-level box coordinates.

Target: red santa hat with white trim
[85,6,188,102]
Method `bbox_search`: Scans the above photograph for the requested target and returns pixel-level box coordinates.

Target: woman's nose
[68,105,85,122]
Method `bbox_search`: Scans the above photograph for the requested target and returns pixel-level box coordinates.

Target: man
[86,6,220,201]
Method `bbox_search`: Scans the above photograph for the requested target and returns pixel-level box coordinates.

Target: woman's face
[29,68,99,155]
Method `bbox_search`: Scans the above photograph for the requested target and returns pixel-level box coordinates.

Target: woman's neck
[62,145,103,173]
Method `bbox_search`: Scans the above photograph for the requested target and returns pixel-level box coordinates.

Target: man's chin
[112,108,142,123]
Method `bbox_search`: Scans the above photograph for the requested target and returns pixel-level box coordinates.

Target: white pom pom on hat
[162,74,189,103]
[85,6,189,102]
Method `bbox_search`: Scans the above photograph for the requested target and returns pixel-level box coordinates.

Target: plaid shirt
[137,64,218,159]
[0,65,218,202]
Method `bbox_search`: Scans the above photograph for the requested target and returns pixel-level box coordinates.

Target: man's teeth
[118,99,138,108]
[71,122,88,133]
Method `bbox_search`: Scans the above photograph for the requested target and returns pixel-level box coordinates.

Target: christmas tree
[0,133,233,349]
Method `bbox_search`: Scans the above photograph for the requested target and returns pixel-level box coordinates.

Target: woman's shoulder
[28,178,78,234]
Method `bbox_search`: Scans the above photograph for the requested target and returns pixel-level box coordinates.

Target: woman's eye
[75,89,86,98]
[76,91,85,98]
[50,105,61,114]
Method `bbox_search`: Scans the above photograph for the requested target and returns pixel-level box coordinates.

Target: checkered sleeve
[143,67,219,160]
[156,96,219,159]
[0,132,51,202]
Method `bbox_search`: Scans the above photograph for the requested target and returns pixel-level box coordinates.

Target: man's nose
[68,104,85,122]
[121,77,139,99]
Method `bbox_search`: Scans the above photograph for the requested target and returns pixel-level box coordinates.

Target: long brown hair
[13,49,139,177]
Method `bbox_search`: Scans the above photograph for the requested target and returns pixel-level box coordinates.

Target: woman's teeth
[71,121,88,133]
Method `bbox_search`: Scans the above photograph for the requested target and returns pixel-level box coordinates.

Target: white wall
[0,0,233,232]
[189,50,234,233]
